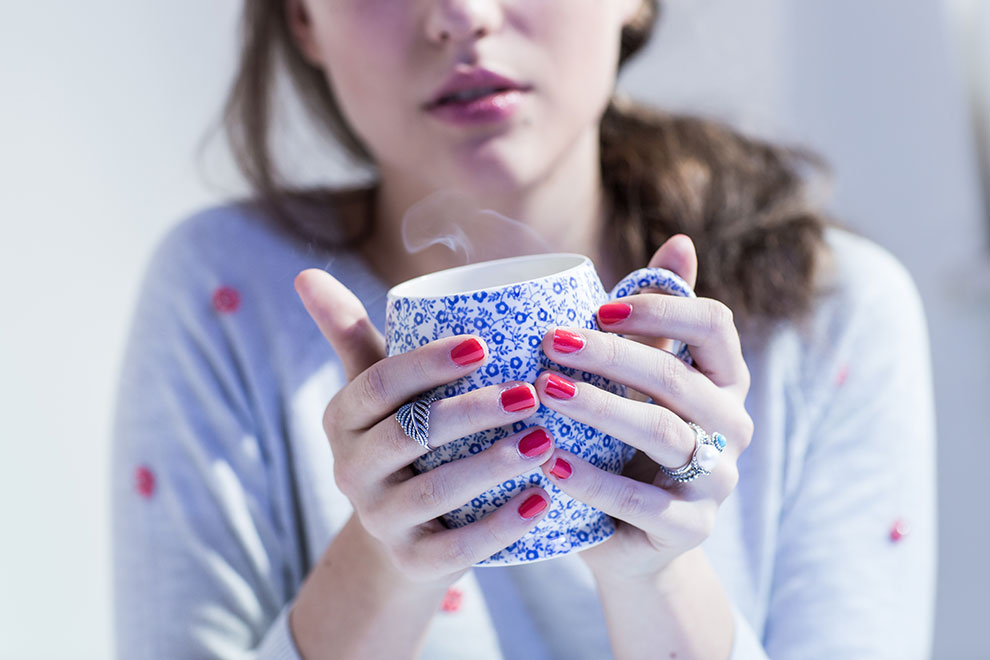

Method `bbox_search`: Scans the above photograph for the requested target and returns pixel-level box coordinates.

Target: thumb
[647,234,698,290]
[294,268,386,381]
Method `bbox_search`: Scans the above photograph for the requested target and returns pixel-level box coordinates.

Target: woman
[112,1,936,658]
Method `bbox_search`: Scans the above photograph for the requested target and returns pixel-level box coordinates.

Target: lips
[425,68,529,110]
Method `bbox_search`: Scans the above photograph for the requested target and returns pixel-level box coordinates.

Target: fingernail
[598,302,632,325]
[549,457,573,480]
[501,384,537,413]
[552,329,585,354]
[518,493,548,520]
[544,373,577,400]
[450,337,486,366]
[517,428,552,458]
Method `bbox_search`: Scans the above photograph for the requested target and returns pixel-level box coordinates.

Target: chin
[442,140,541,199]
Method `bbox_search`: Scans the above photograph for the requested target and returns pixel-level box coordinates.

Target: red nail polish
[552,329,585,354]
[544,373,577,400]
[518,429,552,458]
[501,385,537,412]
[450,337,485,366]
[518,493,548,519]
[598,302,632,324]
[549,457,572,480]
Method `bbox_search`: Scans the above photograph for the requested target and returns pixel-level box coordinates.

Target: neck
[363,127,618,287]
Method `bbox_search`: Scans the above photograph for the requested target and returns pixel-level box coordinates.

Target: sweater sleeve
[755,249,938,658]
[111,222,304,659]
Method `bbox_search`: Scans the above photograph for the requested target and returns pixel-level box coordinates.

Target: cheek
[527,4,623,120]
[314,4,417,159]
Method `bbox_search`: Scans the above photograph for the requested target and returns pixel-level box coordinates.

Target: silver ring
[395,392,439,450]
[659,422,726,483]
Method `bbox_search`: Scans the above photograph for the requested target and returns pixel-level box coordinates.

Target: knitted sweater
[112,202,936,659]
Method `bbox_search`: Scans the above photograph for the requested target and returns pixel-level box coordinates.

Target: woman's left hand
[535,234,754,583]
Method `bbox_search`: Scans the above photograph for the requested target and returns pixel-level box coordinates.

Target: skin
[288,0,642,286]
[288,1,754,657]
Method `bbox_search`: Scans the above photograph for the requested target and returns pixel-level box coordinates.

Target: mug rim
[386,252,590,300]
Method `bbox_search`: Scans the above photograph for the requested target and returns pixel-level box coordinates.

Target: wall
[622,2,989,657]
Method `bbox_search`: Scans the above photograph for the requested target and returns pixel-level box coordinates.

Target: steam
[401,189,554,264]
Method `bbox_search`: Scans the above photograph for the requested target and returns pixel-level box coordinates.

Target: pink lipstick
[425,67,529,125]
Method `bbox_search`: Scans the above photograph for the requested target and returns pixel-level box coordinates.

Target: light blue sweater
[112,202,936,658]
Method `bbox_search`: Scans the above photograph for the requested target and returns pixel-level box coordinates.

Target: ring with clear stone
[659,422,727,483]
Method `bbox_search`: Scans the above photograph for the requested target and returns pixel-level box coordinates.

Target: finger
[295,268,385,381]
[383,426,555,527]
[364,381,541,477]
[410,488,552,572]
[640,235,699,356]
[328,334,494,431]
[541,449,723,549]
[540,449,674,532]
[542,327,736,427]
[596,294,748,389]
[534,370,698,470]
[647,234,698,289]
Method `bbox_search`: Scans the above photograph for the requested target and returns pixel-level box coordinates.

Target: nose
[425,0,503,44]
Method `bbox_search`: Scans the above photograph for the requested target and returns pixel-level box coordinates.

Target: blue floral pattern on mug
[386,256,695,566]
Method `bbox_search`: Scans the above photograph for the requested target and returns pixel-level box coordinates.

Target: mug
[385,253,695,565]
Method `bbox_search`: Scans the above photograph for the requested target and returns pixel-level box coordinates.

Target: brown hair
[219,0,835,328]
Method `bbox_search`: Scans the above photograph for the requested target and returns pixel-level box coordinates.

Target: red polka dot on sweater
[135,466,156,498]
[890,519,910,543]
[441,587,463,613]
[835,364,850,387]
[212,286,241,314]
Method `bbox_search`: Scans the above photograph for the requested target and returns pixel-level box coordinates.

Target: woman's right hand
[295,269,554,588]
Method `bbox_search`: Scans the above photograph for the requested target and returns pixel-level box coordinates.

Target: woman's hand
[534,235,754,583]
[294,269,555,588]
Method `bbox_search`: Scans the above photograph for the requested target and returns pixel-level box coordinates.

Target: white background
[1,0,987,657]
